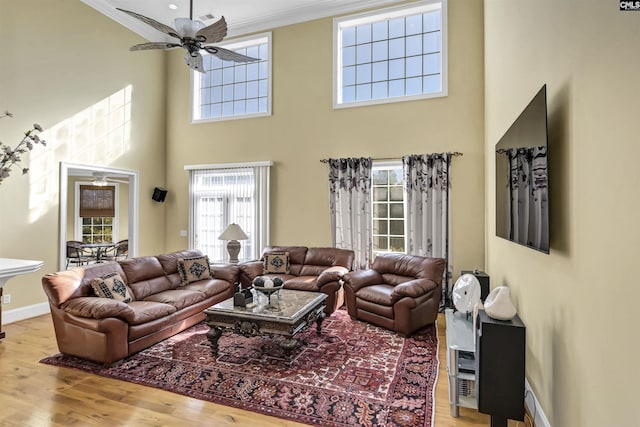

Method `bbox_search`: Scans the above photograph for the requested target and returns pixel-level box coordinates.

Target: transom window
[334,0,447,108]
[372,162,405,256]
[192,33,272,122]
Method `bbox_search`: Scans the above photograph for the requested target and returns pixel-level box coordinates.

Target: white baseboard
[525,378,552,427]
[3,302,50,324]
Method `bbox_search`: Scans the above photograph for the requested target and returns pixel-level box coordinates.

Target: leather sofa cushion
[62,297,136,321]
[126,301,178,325]
[356,284,395,306]
[303,247,354,269]
[62,297,177,325]
[283,276,319,292]
[119,256,167,284]
[143,289,207,310]
[119,253,173,300]
[180,279,232,297]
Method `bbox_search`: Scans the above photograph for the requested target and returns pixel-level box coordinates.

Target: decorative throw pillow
[177,255,213,284]
[263,252,290,274]
[91,272,134,303]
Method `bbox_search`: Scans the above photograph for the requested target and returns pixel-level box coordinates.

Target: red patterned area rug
[41,310,439,427]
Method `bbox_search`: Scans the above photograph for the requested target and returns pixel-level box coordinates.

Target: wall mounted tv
[495,84,549,254]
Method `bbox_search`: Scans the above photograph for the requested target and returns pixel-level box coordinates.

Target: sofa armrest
[343,269,383,292]
[317,266,349,288]
[238,260,264,287]
[210,264,239,284]
[61,297,136,323]
[391,278,439,302]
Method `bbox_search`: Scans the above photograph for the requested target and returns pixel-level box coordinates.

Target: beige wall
[485,0,639,425]
[0,0,166,309]
[164,1,486,276]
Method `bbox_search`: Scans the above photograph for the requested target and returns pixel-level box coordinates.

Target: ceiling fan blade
[116,8,181,39]
[107,178,130,185]
[206,46,259,63]
[129,42,182,51]
[195,16,228,43]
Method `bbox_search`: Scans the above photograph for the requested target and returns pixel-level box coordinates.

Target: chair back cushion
[372,253,445,285]
[119,256,172,300]
[300,247,354,276]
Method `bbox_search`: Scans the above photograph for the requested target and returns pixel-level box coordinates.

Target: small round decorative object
[263,277,274,288]
[252,276,265,287]
[484,286,517,320]
[272,277,284,287]
[452,274,481,315]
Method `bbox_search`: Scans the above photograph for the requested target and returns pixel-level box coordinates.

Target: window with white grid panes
[334,0,447,108]
[81,217,114,244]
[192,33,271,122]
[372,162,405,256]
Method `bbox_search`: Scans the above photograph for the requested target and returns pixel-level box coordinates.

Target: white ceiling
[82,0,402,41]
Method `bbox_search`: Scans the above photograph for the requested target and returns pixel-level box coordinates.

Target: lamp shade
[218,223,248,241]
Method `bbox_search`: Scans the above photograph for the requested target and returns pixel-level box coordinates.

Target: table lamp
[218,223,248,263]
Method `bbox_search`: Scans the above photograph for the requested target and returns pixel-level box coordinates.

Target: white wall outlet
[179,230,188,237]
[2,294,11,304]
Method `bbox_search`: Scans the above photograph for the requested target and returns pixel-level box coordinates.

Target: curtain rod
[319,152,463,163]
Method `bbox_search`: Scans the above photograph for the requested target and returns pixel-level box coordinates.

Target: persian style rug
[41,310,439,427]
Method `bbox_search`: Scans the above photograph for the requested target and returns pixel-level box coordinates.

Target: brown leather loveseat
[42,249,237,365]
[238,246,355,314]
[343,253,444,336]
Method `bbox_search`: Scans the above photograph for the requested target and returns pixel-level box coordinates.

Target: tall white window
[192,33,272,122]
[186,162,271,261]
[334,0,447,108]
[372,161,405,256]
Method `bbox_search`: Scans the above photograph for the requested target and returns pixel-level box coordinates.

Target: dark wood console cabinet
[475,309,526,427]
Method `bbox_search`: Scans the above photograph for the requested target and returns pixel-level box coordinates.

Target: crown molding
[225,0,404,37]
[82,0,405,41]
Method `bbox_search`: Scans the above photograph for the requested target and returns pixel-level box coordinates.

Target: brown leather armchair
[343,253,445,336]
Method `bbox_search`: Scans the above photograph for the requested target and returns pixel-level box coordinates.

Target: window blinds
[79,185,115,218]
[187,162,271,261]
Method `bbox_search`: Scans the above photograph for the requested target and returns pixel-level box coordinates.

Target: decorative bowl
[252,284,284,296]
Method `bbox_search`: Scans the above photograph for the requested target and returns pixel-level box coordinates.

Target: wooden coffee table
[203,289,327,364]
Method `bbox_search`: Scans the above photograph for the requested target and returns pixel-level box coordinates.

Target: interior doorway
[58,162,139,271]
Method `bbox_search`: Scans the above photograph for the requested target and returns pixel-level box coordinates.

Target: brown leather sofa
[238,246,354,314]
[42,250,237,365]
[343,253,444,336]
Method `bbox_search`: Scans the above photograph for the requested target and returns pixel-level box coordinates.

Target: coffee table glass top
[205,289,327,322]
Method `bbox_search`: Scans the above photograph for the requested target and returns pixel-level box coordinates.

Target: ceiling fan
[116,0,258,72]
[92,172,129,186]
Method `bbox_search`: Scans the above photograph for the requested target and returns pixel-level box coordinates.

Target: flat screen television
[495,84,549,253]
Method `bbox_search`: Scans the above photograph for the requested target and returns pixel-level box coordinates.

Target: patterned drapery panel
[402,153,453,308]
[328,157,373,270]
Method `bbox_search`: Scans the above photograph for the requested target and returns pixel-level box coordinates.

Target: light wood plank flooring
[0,313,524,426]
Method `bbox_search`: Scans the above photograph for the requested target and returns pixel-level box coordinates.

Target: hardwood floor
[0,313,524,426]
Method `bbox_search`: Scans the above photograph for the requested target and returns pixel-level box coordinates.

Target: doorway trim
[59,162,139,271]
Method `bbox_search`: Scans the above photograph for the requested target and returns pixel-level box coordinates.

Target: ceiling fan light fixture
[116,3,259,72]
